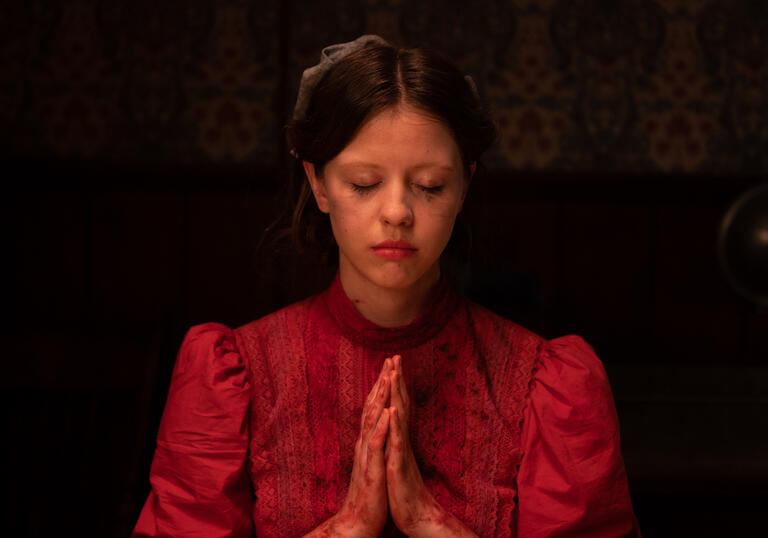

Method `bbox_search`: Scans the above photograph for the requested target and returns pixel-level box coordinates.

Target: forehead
[331,105,463,171]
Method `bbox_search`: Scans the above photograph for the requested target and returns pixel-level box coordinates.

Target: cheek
[421,207,460,251]
[425,199,462,228]
[327,198,365,235]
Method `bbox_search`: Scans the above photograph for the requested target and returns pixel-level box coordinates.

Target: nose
[380,182,413,227]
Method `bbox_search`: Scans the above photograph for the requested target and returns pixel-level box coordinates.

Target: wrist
[327,511,377,538]
[403,499,445,538]
[406,503,477,538]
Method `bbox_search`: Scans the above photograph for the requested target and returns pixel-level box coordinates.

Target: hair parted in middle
[284,41,497,266]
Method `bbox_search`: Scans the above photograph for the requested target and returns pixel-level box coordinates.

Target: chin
[372,263,437,291]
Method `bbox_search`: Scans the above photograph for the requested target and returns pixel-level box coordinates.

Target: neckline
[321,272,460,350]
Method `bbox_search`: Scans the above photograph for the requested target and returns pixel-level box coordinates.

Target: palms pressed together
[311,355,476,538]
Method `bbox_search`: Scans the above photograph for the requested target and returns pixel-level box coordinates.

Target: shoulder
[463,300,612,405]
[235,293,318,340]
[158,322,250,440]
[230,292,324,374]
[528,334,619,449]
[535,335,611,404]
[463,299,545,363]
[464,299,605,378]
[541,333,607,374]
[172,322,242,379]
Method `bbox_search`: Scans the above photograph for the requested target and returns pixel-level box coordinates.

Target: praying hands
[307,356,477,538]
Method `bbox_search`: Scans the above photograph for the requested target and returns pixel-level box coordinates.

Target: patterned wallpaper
[2,0,766,174]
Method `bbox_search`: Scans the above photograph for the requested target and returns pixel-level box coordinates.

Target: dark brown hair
[282,41,497,267]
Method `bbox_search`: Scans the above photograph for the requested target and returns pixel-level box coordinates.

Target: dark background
[3,1,767,537]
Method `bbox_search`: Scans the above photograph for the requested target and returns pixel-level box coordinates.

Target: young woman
[133,35,640,537]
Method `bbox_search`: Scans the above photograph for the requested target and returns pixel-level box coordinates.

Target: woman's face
[305,104,473,293]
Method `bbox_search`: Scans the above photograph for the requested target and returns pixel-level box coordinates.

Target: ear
[303,161,330,214]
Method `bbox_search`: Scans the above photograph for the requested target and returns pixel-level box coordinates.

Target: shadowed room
[2,1,767,537]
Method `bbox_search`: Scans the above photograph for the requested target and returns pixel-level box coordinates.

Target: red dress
[134,275,640,537]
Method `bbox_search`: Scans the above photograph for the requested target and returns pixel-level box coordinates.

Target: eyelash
[350,183,443,195]
[351,183,377,194]
[420,185,443,194]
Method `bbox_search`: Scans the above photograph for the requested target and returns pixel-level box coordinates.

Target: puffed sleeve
[133,323,253,538]
[516,335,640,537]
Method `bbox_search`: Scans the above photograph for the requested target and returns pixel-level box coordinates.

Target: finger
[388,373,409,454]
[386,406,405,465]
[389,370,408,421]
[362,375,389,436]
[394,355,409,408]
[364,358,391,405]
[389,369,399,414]
[359,386,388,469]
[381,357,393,380]
[367,408,389,481]
[389,355,408,407]
[363,374,387,429]
[369,407,389,451]
[364,369,384,407]
[394,354,403,377]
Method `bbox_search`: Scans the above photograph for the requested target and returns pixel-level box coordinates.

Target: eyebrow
[337,161,456,174]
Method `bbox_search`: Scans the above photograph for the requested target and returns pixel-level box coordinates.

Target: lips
[372,240,417,259]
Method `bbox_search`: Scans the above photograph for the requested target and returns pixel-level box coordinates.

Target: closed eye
[351,182,379,194]
[419,185,443,194]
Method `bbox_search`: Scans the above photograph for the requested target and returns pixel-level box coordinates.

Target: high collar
[321,272,460,351]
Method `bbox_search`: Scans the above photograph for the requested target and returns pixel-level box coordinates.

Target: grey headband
[293,34,389,121]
